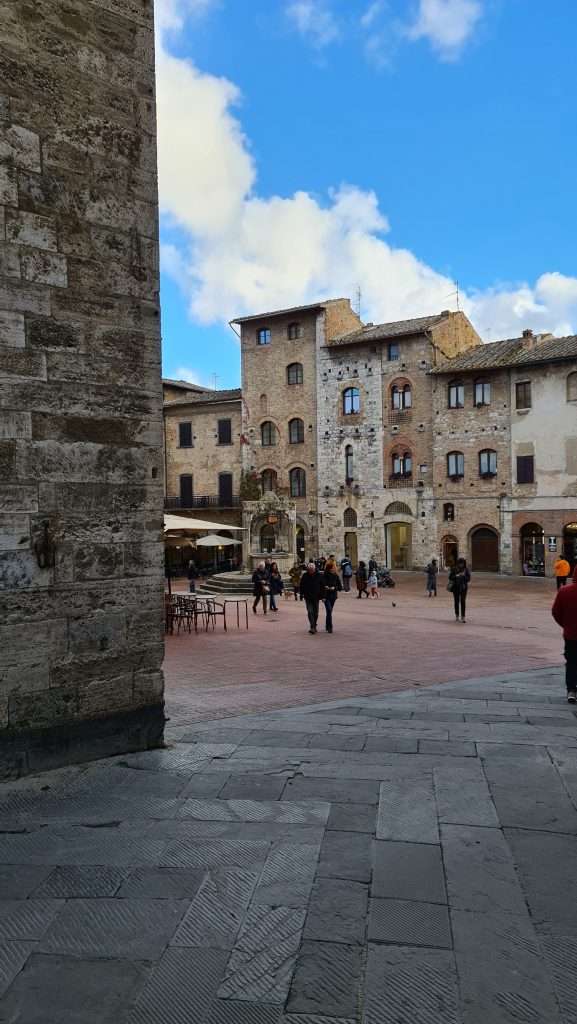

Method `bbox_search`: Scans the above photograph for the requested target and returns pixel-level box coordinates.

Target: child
[367,567,379,598]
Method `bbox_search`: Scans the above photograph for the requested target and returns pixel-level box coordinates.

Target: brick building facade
[164,301,577,579]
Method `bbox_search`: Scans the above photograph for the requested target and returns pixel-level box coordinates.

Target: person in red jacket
[552,565,577,703]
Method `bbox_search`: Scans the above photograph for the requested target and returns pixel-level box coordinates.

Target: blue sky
[156,0,577,389]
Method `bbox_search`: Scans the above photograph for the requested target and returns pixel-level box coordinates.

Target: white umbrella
[195,534,238,547]
[164,515,244,533]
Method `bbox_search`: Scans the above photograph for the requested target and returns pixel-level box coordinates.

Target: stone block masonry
[0,0,165,777]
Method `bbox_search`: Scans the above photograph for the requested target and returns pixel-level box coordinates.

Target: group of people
[252,557,343,634]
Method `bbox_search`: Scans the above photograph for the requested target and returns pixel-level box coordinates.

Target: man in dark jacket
[252,561,269,615]
[299,561,324,634]
[552,565,577,702]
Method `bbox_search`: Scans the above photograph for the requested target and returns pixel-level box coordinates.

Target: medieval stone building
[1,0,165,775]
[165,302,577,578]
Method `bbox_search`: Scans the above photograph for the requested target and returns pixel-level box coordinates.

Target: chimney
[522,329,533,339]
[440,310,451,316]
[522,328,552,350]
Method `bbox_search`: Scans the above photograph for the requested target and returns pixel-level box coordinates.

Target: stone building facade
[0,0,165,776]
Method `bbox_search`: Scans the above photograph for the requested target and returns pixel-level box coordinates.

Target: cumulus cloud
[172,366,206,385]
[286,0,341,47]
[405,0,483,60]
[155,3,577,344]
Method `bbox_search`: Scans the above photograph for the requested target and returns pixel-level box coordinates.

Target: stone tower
[0,0,165,776]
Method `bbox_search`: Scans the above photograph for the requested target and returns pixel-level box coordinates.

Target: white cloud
[156,3,577,345]
[172,365,205,385]
[361,1,386,29]
[405,0,483,60]
[286,0,340,48]
[155,0,217,33]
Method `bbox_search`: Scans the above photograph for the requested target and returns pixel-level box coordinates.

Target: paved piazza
[0,576,575,1021]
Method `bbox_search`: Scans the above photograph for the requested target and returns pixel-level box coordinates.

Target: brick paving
[0,660,575,1020]
[165,573,563,722]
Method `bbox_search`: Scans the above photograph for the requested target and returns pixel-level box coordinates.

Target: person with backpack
[340,556,353,592]
[448,558,471,622]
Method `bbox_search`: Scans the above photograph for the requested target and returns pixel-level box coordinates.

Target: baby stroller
[377,566,395,588]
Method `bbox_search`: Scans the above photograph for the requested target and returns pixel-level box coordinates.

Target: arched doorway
[385,522,411,570]
[442,535,458,570]
[471,526,499,572]
[563,523,577,567]
[344,531,358,566]
[520,523,545,575]
[296,526,306,562]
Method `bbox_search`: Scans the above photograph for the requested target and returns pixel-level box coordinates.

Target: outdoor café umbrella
[195,534,238,572]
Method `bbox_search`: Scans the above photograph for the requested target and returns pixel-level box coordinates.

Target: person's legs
[453,590,460,620]
[460,592,467,621]
[189,580,196,593]
[270,593,277,611]
[306,599,317,632]
[343,577,350,592]
[564,640,577,697]
[252,595,259,614]
[324,596,334,632]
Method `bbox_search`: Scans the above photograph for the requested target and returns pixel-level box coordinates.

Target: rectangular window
[517,455,534,484]
[218,472,233,505]
[388,342,400,361]
[474,381,491,405]
[257,328,271,345]
[447,452,464,478]
[448,382,465,408]
[178,422,193,448]
[516,381,532,410]
[479,450,497,476]
[217,419,232,445]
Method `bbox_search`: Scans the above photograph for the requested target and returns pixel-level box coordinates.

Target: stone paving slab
[0,665,575,1023]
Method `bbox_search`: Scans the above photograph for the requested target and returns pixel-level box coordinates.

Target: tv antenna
[211,373,220,391]
[355,284,362,319]
[445,280,460,311]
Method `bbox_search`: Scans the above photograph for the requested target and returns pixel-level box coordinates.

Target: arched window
[479,449,497,477]
[568,372,577,402]
[474,379,491,406]
[261,421,277,447]
[290,467,306,497]
[260,523,276,553]
[257,327,271,346]
[447,451,465,478]
[287,362,303,385]
[392,451,412,477]
[385,502,412,516]
[443,502,455,522]
[287,322,303,340]
[289,418,304,444]
[343,507,357,528]
[392,383,412,410]
[261,468,277,493]
[345,444,354,482]
[343,387,360,415]
[448,380,464,409]
[259,393,268,414]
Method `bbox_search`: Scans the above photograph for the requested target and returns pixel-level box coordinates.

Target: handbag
[446,580,454,592]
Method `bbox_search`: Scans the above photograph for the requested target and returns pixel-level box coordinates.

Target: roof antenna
[445,280,460,311]
[211,373,220,390]
[355,284,362,319]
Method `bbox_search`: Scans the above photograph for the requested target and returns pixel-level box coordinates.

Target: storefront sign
[548,536,557,552]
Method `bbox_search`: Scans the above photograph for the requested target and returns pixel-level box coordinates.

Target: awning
[164,514,244,533]
[195,534,238,547]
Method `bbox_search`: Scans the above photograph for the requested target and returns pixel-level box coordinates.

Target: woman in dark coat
[449,557,471,622]
[252,561,269,615]
[323,559,342,633]
[269,561,284,611]
[355,560,368,598]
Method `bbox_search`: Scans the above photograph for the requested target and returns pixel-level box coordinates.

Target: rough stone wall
[431,369,512,570]
[431,311,480,360]
[0,0,165,776]
[164,399,242,504]
[240,310,319,553]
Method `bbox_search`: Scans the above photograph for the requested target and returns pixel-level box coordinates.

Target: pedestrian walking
[340,555,353,592]
[323,558,342,633]
[368,556,378,575]
[367,568,379,598]
[356,560,369,598]
[299,561,324,634]
[553,556,571,590]
[269,561,284,611]
[187,558,197,594]
[289,562,302,601]
[425,558,438,597]
[252,561,269,615]
[448,557,470,622]
[552,566,577,702]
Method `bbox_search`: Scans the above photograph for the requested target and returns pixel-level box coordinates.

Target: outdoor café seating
[164,593,248,634]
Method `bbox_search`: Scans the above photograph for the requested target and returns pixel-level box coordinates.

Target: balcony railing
[165,494,241,510]
[388,409,413,426]
[387,474,413,489]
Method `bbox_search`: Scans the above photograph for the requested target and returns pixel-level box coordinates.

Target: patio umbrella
[195,534,238,572]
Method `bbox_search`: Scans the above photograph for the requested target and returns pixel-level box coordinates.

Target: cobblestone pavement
[0,666,576,1021]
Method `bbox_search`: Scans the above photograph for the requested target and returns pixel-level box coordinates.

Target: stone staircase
[195,571,292,596]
